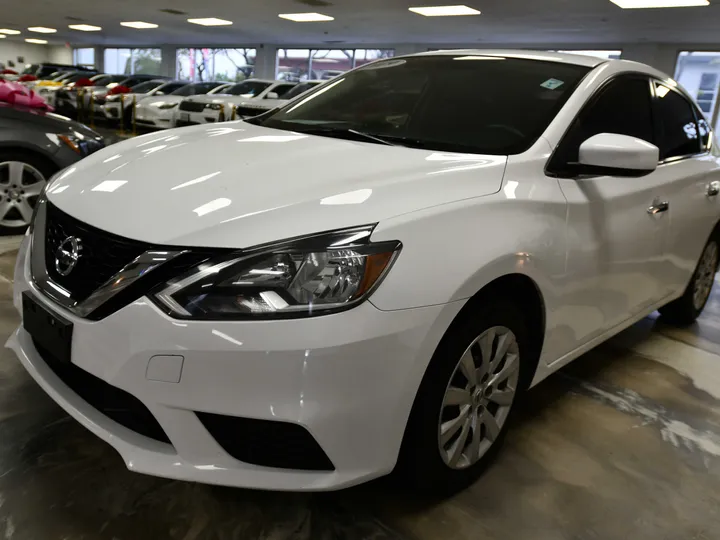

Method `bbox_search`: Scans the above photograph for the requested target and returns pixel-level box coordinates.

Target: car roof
[412,49,610,68]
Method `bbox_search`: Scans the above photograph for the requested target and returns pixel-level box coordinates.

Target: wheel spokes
[23,180,46,197]
[16,200,33,223]
[444,387,472,406]
[459,349,477,386]
[7,162,24,186]
[440,405,470,446]
[489,352,519,388]
[481,411,501,442]
[446,415,472,467]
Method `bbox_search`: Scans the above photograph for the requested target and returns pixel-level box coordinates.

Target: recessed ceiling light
[25,38,48,44]
[68,24,102,31]
[278,12,334,22]
[120,21,159,29]
[609,0,707,6]
[408,5,481,16]
[187,17,233,26]
[0,29,21,35]
[28,27,57,33]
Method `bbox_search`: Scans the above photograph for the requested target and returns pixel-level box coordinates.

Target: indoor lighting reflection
[238,135,307,143]
[331,230,371,246]
[193,198,231,216]
[211,329,244,347]
[286,78,346,113]
[103,154,122,163]
[453,55,505,61]
[57,167,76,181]
[656,85,671,98]
[171,171,222,190]
[320,189,372,205]
[142,144,167,154]
[504,180,519,199]
[49,185,69,194]
[220,203,292,224]
[92,180,127,192]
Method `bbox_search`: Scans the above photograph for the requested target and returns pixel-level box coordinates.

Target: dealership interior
[4,0,720,539]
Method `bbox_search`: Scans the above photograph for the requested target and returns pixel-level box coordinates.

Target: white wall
[48,45,73,65]
[0,42,50,69]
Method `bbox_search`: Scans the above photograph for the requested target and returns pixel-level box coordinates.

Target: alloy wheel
[0,161,46,229]
[693,241,718,311]
[438,326,520,470]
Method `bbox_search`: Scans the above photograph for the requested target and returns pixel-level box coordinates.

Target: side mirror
[266,92,279,100]
[577,133,659,177]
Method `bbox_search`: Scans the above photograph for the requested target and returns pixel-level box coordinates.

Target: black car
[23,63,97,80]
[0,103,104,232]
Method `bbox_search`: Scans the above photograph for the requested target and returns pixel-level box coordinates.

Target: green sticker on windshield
[541,78,565,90]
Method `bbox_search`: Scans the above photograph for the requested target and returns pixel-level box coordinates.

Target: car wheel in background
[398,301,530,493]
[660,238,719,325]
[0,151,56,234]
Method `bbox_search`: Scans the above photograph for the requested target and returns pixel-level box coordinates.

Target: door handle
[647,201,669,215]
[707,181,720,197]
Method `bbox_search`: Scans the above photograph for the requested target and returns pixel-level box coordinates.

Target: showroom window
[73,48,95,69]
[653,81,702,160]
[675,52,720,133]
[104,48,162,75]
[176,48,256,82]
[275,49,394,81]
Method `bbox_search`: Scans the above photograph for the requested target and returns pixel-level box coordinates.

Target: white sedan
[134,82,232,130]
[231,81,323,118]
[10,51,720,492]
[175,79,297,125]
[104,80,189,126]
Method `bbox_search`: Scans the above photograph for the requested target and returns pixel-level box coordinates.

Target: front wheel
[660,238,719,325]
[398,303,530,493]
[0,152,55,234]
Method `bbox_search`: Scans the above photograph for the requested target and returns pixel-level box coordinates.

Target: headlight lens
[207,103,223,110]
[158,102,178,109]
[152,227,401,319]
[58,132,103,156]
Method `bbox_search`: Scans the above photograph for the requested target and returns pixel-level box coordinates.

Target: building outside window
[674,52,720,134]
[73,48,95,69]
[276,49,394,81]
[104,48,162,75]
[176,48,256,82]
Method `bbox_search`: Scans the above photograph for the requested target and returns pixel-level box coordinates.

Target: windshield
[171,82,222,96]
[226,81,272,96]
[255,55,590,155]
[281,82,321,101]
[131,80,163,93]
[154,82,187,95]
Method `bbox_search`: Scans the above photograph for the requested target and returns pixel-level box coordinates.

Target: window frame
[651,77,710,164]
[545,72,657,178]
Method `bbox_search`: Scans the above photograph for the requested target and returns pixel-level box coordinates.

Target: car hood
[183,94,233,105]
[46,122,507,249]
[137,95,184,107]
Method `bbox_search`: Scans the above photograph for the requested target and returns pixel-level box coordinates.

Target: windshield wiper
[293,126,396,146]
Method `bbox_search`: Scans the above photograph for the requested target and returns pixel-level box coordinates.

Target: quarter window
[548,76,654,176]
[653,82,701,160]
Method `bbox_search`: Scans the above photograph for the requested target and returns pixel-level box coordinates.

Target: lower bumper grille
[33,339,171,445]
[196,413,334,471]
[235,106,268,118]
[175,119,199,127]
[178,101,206,113]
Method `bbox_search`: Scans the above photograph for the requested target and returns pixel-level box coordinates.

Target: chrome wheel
[0,161,46,228]
[693,241,718,311]
[438,326,520,470]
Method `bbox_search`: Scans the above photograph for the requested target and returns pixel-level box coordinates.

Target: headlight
[158,102,178,109]
[152,226,401,319]
[207,103,223,110]
[57,131,104,157]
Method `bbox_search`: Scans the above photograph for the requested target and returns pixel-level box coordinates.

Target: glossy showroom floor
[2,235,720,540]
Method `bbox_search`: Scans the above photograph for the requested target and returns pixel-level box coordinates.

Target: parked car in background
[35,71,98,108]
[55,74,127,117]
[11,51,720,493]
[0,102,103,232]
[176,80,297,125]
[84,74,170,120]
[22,63,96,80]
[104,80,189,127]
[232,81,323,118]
[135,82,231,129]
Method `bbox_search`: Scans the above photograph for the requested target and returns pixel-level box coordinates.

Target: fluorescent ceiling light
[25,38,48,44]
[68,24,102,31]
[28,27,57,33]
[120,21,159,29]
[187,18,233,26]
[0,29,21,35]
[609,0,708,7]
[408,5,481,16]
[278,12,334,22]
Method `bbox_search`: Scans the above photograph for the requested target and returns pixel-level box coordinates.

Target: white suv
[10,51,720,492]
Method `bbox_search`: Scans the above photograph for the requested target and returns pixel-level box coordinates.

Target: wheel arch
[0,143,61,172]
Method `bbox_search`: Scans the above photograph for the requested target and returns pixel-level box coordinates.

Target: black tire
[123,106,134,130]
[0,150,57,235]
[660,238,719,325]
[397,301,532,494]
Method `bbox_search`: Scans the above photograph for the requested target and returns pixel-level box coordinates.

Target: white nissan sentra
[9,50,720,492]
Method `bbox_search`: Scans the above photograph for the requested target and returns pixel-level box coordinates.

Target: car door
[547,74,669,347]
[648,80,720,297]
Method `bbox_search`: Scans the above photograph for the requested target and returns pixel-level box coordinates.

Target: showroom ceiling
[1,0,720,45]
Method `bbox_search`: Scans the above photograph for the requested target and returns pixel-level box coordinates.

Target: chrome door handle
[647,201,669,215]
[707,180,720,197]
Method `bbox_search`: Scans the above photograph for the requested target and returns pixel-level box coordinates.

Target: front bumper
[176,109,222,126]
[135,106,175,129]
[8,236,460,490]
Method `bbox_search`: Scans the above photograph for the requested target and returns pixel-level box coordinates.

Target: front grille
[34,339,171,444]
[235,106,268,118]
[44,202,150,302]
[178,101,205,113]
[108,107,119,118]
[196,412,335,471]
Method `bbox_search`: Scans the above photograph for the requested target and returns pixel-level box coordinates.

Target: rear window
[131,81,163,93]
[258,55,590,155]
[171,82,223,96]
[226,81,272,97]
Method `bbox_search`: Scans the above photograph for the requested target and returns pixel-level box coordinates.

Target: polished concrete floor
[2,239,720,540]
